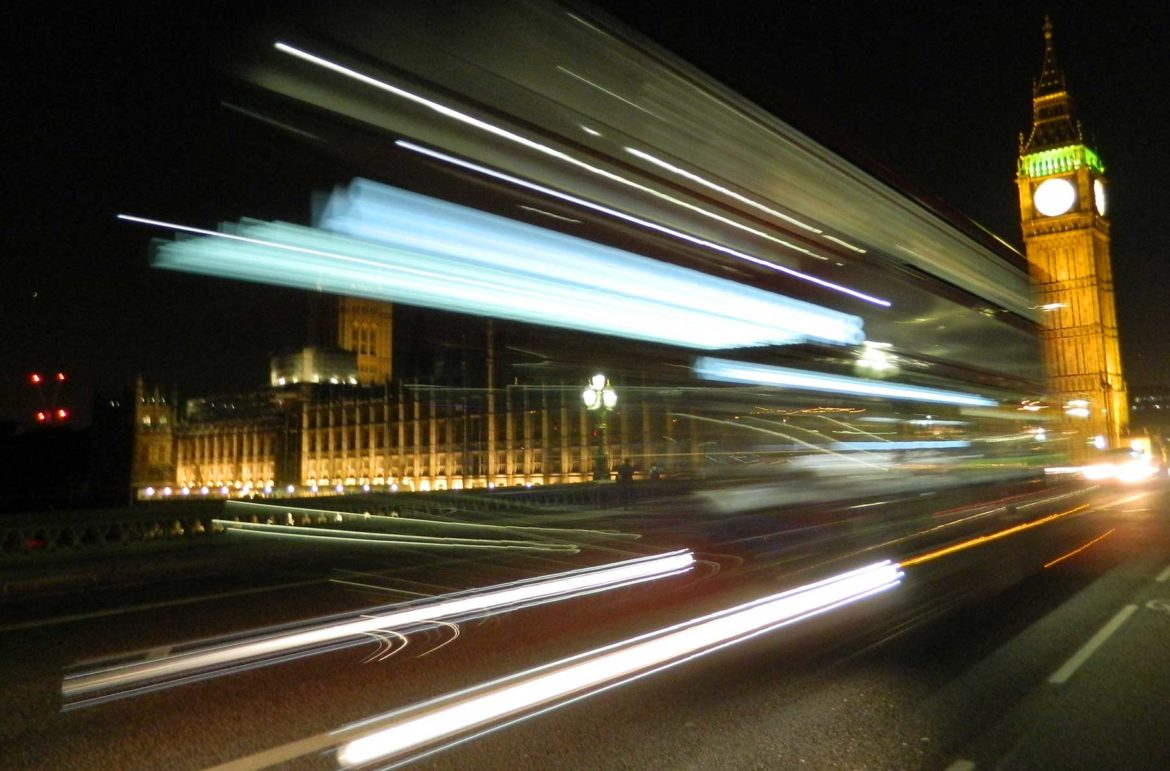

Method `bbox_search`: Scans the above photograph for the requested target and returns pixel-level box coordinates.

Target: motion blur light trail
[215,519,582,551]
[693,356,997,407]
[395,140,891,306]
[274,43,887,305]
[317,561,902,768]
[123,181,865,349]
[898,503,1090,568]
[225,499,641,542]
[1044,529,1115,568]
[61,551,694,709]
[319,177,864,345]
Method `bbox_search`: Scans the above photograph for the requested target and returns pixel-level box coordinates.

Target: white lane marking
[207,730,339,771]
[1048,604,1138,684]
[1146,599,1170,615]
[944,760,976,771]
[1155,564,1170,583]
[0,578,323,633]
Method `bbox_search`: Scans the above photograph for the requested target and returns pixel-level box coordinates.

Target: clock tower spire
[1016,17,1127,452]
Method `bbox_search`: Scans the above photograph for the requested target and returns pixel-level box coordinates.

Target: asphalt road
[2,480,1168,771]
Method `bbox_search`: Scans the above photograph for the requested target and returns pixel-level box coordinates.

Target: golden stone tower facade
[1016,18,1127,449]
[337,298,393,384]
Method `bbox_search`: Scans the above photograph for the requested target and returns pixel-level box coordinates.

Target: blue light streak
[693,356,998,407]
[122,180,866,350]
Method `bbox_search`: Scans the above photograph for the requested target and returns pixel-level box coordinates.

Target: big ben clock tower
[1017,17,1127,450]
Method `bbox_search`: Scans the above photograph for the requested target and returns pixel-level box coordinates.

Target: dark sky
[7,1,1170,427]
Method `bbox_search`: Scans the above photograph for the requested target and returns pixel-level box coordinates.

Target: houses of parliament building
[127,298,702,500]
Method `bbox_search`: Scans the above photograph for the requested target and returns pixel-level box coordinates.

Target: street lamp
[583,373,617,481]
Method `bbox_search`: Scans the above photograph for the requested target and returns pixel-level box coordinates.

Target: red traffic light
[30,373,42,384]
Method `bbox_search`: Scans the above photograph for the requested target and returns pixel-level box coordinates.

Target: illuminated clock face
[1094,179,1107,215]
[1033,178,1077,216]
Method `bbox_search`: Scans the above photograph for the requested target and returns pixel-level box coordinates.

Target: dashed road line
[1155,564,1170,583]
[1048,604,1138,684]
[944,760,976,771]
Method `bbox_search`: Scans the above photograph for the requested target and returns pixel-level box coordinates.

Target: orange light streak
[899,504,1090,568]
[1044,529,1115,568]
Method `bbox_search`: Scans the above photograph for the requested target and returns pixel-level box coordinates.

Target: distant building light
[180,486,190,496]
[144,487,155,497]
[286,485,295,493]
[362,483,370,492]
[335,483,344,493]
[200,486,210,495]
[390,483,399,492]
[310,484,319,493]
[162,486,172,496]
[220,486,230,496]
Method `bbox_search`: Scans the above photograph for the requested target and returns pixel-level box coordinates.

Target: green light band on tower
[1019,145,1105,178]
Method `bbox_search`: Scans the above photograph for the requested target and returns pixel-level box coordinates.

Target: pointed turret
[1022,17,1082,153]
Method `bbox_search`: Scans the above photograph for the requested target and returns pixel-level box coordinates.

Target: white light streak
[61,551,694,705]
[226,499,638,541]
[335,561,901,766]
[518,205,581,224]
[557,66,662,119]
[216,520,579,551]
[821,234,868,254]
[396,140,891,306]
[625,146,823,235]
[273,43,888,306]
[693,356,998,407]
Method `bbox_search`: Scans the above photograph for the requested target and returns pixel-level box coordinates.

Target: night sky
[7,1,1170,428]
